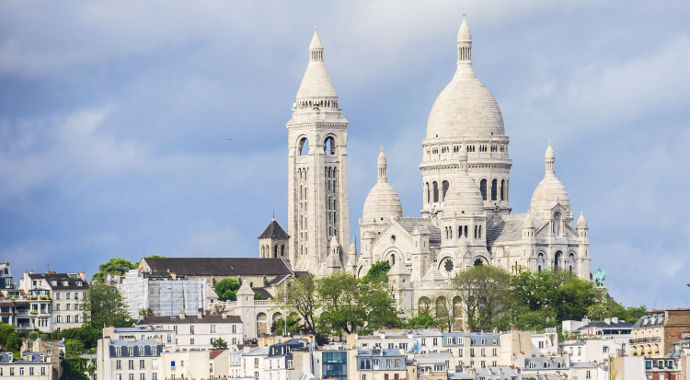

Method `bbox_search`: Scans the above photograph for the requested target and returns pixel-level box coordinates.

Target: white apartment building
[0,352,52,380]
[18,271,89,331]
[138,314,243,350]
[97,337,163,380]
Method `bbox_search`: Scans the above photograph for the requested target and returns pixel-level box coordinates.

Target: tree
[215,278,241,301]
[91,258,137,284]
[83,284,133,328]
[316,269,402,336]
[362,261,391,283]
[65,339,85,357]
[276,274,318,334]
[316,271,365,335]
[61,358,89,380]
[451,265,512,332]
[0,323,21,354]
[509,269,598,330]
[271,312,301,335]
[212,337,228,350]
[406,310,437,329]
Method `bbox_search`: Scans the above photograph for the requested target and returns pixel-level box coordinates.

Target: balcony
[630,337,661,344]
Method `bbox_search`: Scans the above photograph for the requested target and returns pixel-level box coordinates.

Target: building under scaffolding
[118,270,208,318]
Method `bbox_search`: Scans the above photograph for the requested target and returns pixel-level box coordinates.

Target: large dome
[362,149,403,222]
[425,18,504,140]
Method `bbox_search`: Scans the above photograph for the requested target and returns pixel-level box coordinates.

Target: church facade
[274,17,591,315]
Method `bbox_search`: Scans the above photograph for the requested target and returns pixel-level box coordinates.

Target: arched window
[442,180,449,201]
[324,136,335,155]
[281,245,285,257]
[390,254,396,266]
[491,179,498,201]
[537,253,544,272]
[298,138,309,155]
[464,225,468,237]
[425,182,430,204]
[480,179,487,201]
[274,245,278,258]
[554,251,562,269]
[433,181,439,202]
[568,253,576,273]
[553,212,561,235]
[500,179,505,201]
[458,225,463,237]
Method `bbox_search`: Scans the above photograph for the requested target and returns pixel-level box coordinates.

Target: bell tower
[286,28,350,272]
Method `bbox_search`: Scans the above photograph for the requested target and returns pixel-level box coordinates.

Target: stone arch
[418,297,431,314]
[536,252,545,272]
[383,249,403,267]
[452,296,463,330]
[272,312,283,323]
[479,179,487,201]
[554,250,563,269]
[472,255,488,267]
[438,256,454,277]
[435,296,449,320]
[323,136,335,155]
[298,137,310,156]
[567,252,576,273]
[256,312,268,336]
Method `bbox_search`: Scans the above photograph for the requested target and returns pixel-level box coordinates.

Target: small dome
[529,176,571,219]
[362,148,403,221]
[362,183,403,221]
[443,173,485,215]
[577,211,588,229]
[529,141,571,220]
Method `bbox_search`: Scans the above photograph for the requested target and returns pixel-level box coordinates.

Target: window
[19,367,24,376]
[140,374,145,380]
[129,374,134,380]
[491,179,497,201]
[129,360,134,370]
[480,179,487,200]
[140,359,145,369]
[41,367,46,375]
[232,325,237,334]
[324,137,335,155]
[433,182,439,202]
[190,338,195,345]
[66,292,71,299]
[190,325,194,334]
[298,138,309,155]
[210,324,216,333]
[152,374,158,380]
[116,360,122,370]
[442,180,449,201]
[586,370,591,379]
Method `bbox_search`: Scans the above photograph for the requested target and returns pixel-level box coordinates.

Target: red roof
[210,350,224,359]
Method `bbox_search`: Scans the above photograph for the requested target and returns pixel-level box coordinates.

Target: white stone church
[260,16,592,315]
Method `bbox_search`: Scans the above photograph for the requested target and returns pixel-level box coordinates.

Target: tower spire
[295,27,338,103]
[545,140,555,175]
[457,15,472,63]
[377,146,388,183]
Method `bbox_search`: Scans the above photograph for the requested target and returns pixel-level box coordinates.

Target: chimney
[604,318,611,325]
[79,271,86,281]
[179,313,185,319]
[611,317,618,324]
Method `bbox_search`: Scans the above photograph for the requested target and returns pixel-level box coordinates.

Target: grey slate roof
[396,217,442,243]
[487,215,525,247]
[258,220,290,240]
[142,257,293,277]
[139,314,242,324]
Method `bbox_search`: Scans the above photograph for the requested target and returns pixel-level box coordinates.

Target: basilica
[259,17,591,315]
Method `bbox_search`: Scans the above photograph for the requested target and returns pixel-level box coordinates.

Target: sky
[1,1,689,309]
